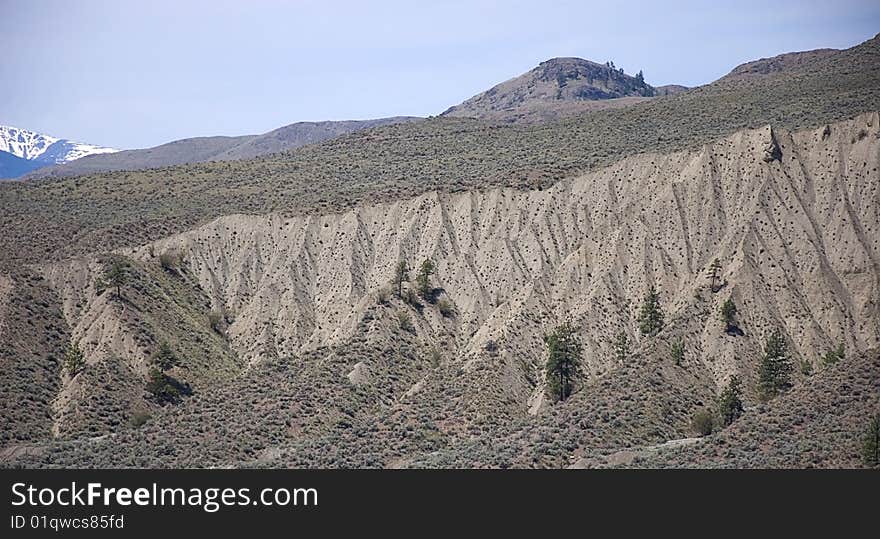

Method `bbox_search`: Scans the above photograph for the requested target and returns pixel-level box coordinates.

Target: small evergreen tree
[638,285,664,336]
[718,376,744,426]
[416,259,436,300]
[614,331,629,364]
[153,342,180,371]
[707,259,722,292]
[670,338,685,366]
[545,322,583,402]
[392,260,409,298]
[105,258,128,299]
[721,297,737,333]
[757,329,793,400]
[63,342,86,376]
[862,415,880,468]
[635,70,645,84]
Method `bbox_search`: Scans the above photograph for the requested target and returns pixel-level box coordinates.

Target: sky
[1,0,878,149]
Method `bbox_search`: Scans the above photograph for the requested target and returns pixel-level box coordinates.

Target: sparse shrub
[403,288,421,308]
[63,342,86,376]
[692,410,715,436]
[638,285,664,336]
[544,322,583,402]
[159,249,184,273]
[428,347,442,367]
[800,359,813,376]
[614,331,629,363]
[668,337,684,365]
[397,310,414,333]
[822,342,845,367]
[437,299,455,318]
[718,376,744,427]
[146,368,191,405]
[862,415,880,468]
[129,411,151,428]
[208,310,226,334]
[377,287,391,305]
[757,329,793,400]
[485,339,498,354]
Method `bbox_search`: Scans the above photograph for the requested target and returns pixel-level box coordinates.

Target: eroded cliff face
[32,112,880,437]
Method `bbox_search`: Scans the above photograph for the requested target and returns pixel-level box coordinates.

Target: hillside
[442,57,663,123]
[1,35,878,268]
[1,35,879,469]
[24,117,421,179]
[2,111,878,467]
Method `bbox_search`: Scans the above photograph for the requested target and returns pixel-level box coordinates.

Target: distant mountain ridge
[0,125,118,179]
[442,57,688,123]
[25,117,422,180]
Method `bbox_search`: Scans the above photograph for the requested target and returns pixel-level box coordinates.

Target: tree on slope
[391,260,409,298]
[757,329,793,400]
[416,259,435,301]
[545,322,583,402]
[638,285,664,336]
[718,376,744,426]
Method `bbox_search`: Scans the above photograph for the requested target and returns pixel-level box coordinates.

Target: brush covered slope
[2,110,878,468]
[1,35,879,269]
[1,35,880,469]
[24,117,422,180]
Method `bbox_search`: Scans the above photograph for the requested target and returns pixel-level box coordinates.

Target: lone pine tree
[105,258,128,299]
[638,285,664,336]
[721,297,738,333]
[718,376,744,426]
[707,259,723,292]
[757,329,793,400]
[392,260,409,298]
[416,258,435,300]
[545,322,583,402]
[63,342,86,376]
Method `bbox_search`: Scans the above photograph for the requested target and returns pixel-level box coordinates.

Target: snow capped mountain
[0,125,118,178]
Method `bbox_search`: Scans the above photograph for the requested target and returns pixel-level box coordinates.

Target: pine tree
[545,322,583,402]
[63,342,86,376]
[863,415,880,468]
[105,258,127,299]
[638,285,664,336]
[153,342,180,371]
[721,297,737,333]
[718,376,744,426]
[614,331,629,364]
[416,259,435,300]
[707,259,722,292]
[391,260,409,298]
[757,329,793,399]
[636,70,645,84]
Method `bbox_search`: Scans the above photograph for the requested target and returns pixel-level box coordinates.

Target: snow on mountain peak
[0,125,118,165]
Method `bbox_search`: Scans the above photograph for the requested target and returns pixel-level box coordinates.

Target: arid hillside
[2,111,877,468]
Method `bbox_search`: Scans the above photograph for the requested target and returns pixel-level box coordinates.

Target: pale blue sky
[1,0,878,149]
